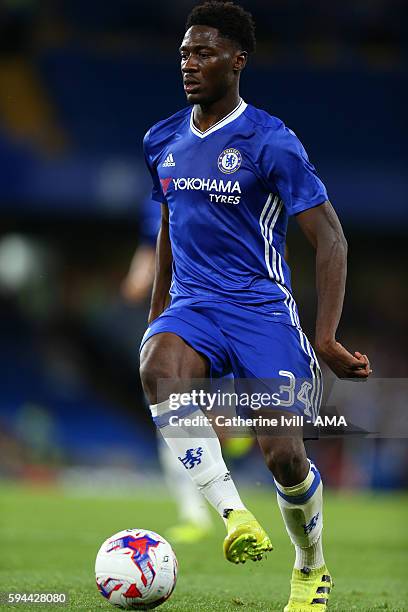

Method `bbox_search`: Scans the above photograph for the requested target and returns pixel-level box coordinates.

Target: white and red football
[95,529,178,609]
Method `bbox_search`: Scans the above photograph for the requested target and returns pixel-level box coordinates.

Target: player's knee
[140,337,188,404]
[140,355,176,405]
[140,332,209,404]
[139,360,157,404]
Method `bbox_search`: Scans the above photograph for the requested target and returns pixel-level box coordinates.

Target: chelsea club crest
[218,148,242,174]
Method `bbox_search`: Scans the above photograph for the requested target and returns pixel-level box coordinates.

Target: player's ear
[233,51,247,73]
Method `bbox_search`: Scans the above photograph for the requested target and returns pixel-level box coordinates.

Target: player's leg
[252,367,331,608]
[256,432,331,610]
[140,309,272,563]
[214,304,331,606]
[257,432,323,569]
[158,373,254,544]
[141,331,245,515]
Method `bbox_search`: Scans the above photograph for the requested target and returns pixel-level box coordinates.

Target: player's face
[180,26,244,105]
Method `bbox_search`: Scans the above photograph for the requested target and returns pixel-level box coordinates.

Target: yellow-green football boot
[284,565,333,611]
[223,509,273,564]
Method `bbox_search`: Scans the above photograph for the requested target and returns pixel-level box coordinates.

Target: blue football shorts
[140,297,322,422]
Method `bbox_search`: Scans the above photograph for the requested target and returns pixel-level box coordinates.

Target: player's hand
[316,339,372,379]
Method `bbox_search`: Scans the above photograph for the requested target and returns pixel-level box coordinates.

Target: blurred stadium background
[0,0,407,494]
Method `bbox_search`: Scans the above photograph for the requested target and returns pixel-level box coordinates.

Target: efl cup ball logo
[218,148,242,174]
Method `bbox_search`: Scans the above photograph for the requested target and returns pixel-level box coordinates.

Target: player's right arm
[148,204,172,323]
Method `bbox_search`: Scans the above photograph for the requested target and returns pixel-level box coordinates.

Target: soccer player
[139,2,371,610]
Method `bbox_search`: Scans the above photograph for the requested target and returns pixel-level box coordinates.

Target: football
[95,529,178,609]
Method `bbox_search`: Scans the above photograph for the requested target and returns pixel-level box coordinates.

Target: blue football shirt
[144,99,328,327]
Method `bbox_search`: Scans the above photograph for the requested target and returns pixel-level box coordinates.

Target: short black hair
[186,1,256,54]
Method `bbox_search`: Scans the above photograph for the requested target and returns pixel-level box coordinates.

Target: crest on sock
[303,512,320,535]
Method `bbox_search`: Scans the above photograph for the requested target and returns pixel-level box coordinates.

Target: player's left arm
[296,201,372,379]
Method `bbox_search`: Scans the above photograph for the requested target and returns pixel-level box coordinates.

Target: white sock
[151,400,246,520]
[199,471,246,518]
[157,433,212,527]
[275,459,325,570]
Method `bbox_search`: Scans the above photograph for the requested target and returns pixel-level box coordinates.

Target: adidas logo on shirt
[162,153,176,167]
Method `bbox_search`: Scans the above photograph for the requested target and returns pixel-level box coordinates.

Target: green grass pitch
[1,485,407,611]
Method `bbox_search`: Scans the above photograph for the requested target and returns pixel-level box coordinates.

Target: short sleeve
[143,128,166,204]
[264,125,328,216]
